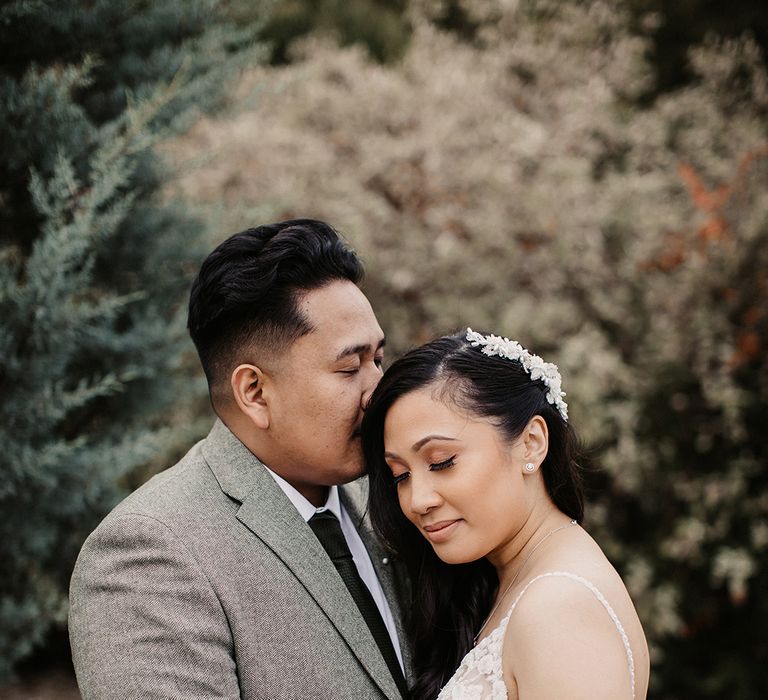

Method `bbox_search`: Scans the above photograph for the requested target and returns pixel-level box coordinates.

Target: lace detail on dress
[437,571,636,700]
[436,617,509,700]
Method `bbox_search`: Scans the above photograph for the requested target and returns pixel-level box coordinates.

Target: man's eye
[429,457,455,471]
[374,355,384,368]
[393,472,410,485]
[340,368,359,375]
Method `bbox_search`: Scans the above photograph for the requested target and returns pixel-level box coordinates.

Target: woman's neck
[488,508,575,592]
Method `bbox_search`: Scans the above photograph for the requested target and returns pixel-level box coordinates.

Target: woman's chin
[430,542,483,565]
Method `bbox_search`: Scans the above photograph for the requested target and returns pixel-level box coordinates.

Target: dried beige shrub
[168,1,768,693]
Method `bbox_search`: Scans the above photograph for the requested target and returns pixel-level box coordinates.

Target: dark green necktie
[308,510,408,698]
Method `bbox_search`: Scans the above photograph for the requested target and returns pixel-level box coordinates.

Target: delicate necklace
[474,519,578,645]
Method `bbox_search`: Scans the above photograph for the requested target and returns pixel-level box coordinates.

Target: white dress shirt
[263,466,404,670]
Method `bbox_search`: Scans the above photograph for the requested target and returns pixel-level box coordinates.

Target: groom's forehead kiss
[254,280,385,501]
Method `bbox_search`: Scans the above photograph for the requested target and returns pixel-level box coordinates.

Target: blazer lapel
[202,420,402,700]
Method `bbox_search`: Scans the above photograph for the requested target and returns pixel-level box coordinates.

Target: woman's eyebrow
[412,435,459,451]
[385,435,458,461]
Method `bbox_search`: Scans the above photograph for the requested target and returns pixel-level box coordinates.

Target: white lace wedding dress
[437,571,636,700]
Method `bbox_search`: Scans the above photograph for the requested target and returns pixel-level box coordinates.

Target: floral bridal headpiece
[465,328,568,421]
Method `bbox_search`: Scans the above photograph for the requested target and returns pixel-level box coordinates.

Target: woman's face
[383,385,532,564]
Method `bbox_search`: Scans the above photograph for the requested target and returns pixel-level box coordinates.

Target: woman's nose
[406,475,443,516]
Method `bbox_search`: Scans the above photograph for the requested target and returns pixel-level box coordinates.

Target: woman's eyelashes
[391,455,457,484]
[429,456,456,471]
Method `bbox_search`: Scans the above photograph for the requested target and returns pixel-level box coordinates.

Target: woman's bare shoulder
[501,572,641,699]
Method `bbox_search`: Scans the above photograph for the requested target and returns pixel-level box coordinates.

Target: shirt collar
[263,464,343,523]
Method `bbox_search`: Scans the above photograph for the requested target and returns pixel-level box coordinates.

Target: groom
[69,220,410,699]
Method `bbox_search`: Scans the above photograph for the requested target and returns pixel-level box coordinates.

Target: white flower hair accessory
[465,328,568,421]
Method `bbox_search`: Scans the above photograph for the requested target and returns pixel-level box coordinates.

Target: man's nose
[360,363,384,409]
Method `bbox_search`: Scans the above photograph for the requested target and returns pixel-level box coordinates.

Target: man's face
[263,280,385,502]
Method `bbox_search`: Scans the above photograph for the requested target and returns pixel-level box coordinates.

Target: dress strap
[497,571,635,699]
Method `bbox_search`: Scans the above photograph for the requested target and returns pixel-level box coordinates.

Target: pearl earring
[524,462,535,472]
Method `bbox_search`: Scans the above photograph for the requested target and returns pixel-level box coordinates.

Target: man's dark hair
[187,219,364,400]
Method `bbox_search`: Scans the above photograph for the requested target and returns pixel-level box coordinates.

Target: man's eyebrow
[335,336,386,361]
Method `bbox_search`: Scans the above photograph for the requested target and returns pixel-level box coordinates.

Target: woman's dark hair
[187,219,363,401]
[361,332,584,700]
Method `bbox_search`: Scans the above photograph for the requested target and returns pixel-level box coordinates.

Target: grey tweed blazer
[69,419,411,699]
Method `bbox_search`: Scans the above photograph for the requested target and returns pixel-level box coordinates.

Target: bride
[361,329,650,699]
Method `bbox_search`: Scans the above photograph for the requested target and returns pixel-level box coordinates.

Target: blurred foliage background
[1,0,766,698]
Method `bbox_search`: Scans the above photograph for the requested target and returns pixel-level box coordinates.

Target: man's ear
[231,364,270,430]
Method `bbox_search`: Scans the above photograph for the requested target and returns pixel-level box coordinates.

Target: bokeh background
[1,1,766,698]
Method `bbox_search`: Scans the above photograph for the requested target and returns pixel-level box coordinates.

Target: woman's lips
[422,519,461,543]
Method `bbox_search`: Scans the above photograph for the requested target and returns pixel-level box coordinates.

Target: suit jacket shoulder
[69,419,406,700]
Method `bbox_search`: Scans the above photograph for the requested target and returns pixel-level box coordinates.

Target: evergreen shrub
[0,0,265,679]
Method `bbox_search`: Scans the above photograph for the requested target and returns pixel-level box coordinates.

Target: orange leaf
[737,331,761,360]
[678,164,731,212]
[697,217,728,242]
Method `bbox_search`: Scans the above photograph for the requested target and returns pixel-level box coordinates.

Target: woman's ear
[521,415,549,473]
[231,364,270,430]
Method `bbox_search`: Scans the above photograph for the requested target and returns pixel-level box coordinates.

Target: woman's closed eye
[429,456,455,471]
[391,456,455,484]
